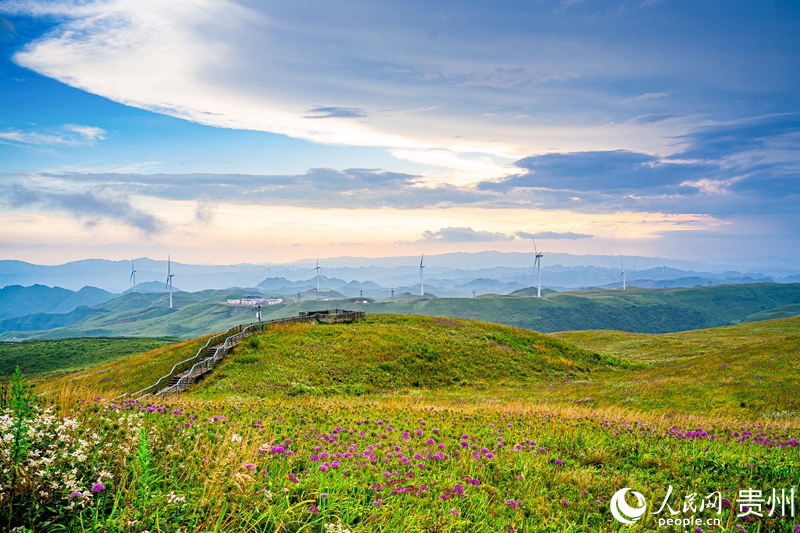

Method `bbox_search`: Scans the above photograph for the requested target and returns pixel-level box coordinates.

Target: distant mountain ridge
[2,282,798,340]
[0,284,115,320]
[3,254,798,294]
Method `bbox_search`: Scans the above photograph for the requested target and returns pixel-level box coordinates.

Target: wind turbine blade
[531,237,538,255]
[420,254,424,267]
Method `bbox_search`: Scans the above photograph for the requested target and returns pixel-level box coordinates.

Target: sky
[0,0,798,269]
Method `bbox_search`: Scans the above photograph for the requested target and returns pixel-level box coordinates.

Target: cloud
[8,110,797,219]
[400,227,514,244]
[516,231,593,240]
[476,113,800,217]
[29,168,493,210]
[632,92,669,101]
[0,124,106,146]
[628,114,690,125]
[4,183,163,234]
[305,106,367,119]
[195,198,216,224]
[0,0,723,173]
[669,113,800,161]
[482,150,704,192]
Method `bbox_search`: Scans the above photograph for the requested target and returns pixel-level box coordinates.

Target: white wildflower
[324,520,352,533]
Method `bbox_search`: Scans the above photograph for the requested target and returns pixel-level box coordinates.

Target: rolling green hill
[49,314,630,398]
[333,282,800,333]
[0,284,116,320]
[42,313,800,420]
[0,289,278,340]
[550,315,800,415]
[0,336,178,379]
[193,314,630,399]
[190,314,800,416]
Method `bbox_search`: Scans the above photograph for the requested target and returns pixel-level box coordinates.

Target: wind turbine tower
[620,256,627,291]
[419,255,425,296]
[165,255,174,308]
[531,238,543,298]
[130,259,137,293]
[311,256,321,291]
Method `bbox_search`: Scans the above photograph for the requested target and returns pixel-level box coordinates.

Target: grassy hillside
[15,313,798,532]
[336,282,800,333]
[194,314,630,399]
[552,316,800,416]
[4,282,799,339]
[0,305,101,333]
[742,303,800,322]
[44,335,213,395]
[0,284,74,319]
[1,289,272,340]
[0,336,177,379]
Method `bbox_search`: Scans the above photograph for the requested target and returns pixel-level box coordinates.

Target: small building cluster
[226,296,283,306]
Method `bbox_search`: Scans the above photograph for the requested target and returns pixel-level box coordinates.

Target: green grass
[742,303,800,323]
[43,335,216,396]
[3,314,799,532]
[4,382,798,532]
[550,316,800,416]
[0,337,178,380]
[342,282,800,333]
[194,314,631,399]
[1,289,276,340]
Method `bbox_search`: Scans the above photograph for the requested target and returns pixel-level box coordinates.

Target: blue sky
[0,0,798,268]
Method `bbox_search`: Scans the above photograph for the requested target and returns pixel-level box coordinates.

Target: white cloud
[0,124,106,146]
[639,92,668,100]
[1,0,701,179]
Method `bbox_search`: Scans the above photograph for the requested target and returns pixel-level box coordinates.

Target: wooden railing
[125,309,365,399]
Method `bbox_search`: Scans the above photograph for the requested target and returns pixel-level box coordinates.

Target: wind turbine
[531,238,543,298]
[310,256,321,291]
[129,259,137,293]
[419,254,425,296]
[620,256,627,291]
[165,255,174,308]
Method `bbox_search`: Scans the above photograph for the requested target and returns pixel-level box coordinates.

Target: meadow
[1,315,798,532]
[0,337,178,381]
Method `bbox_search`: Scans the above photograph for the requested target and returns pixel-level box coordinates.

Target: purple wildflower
[505,499,522,511]
[449,508,460,517]
[91,483,105,493]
